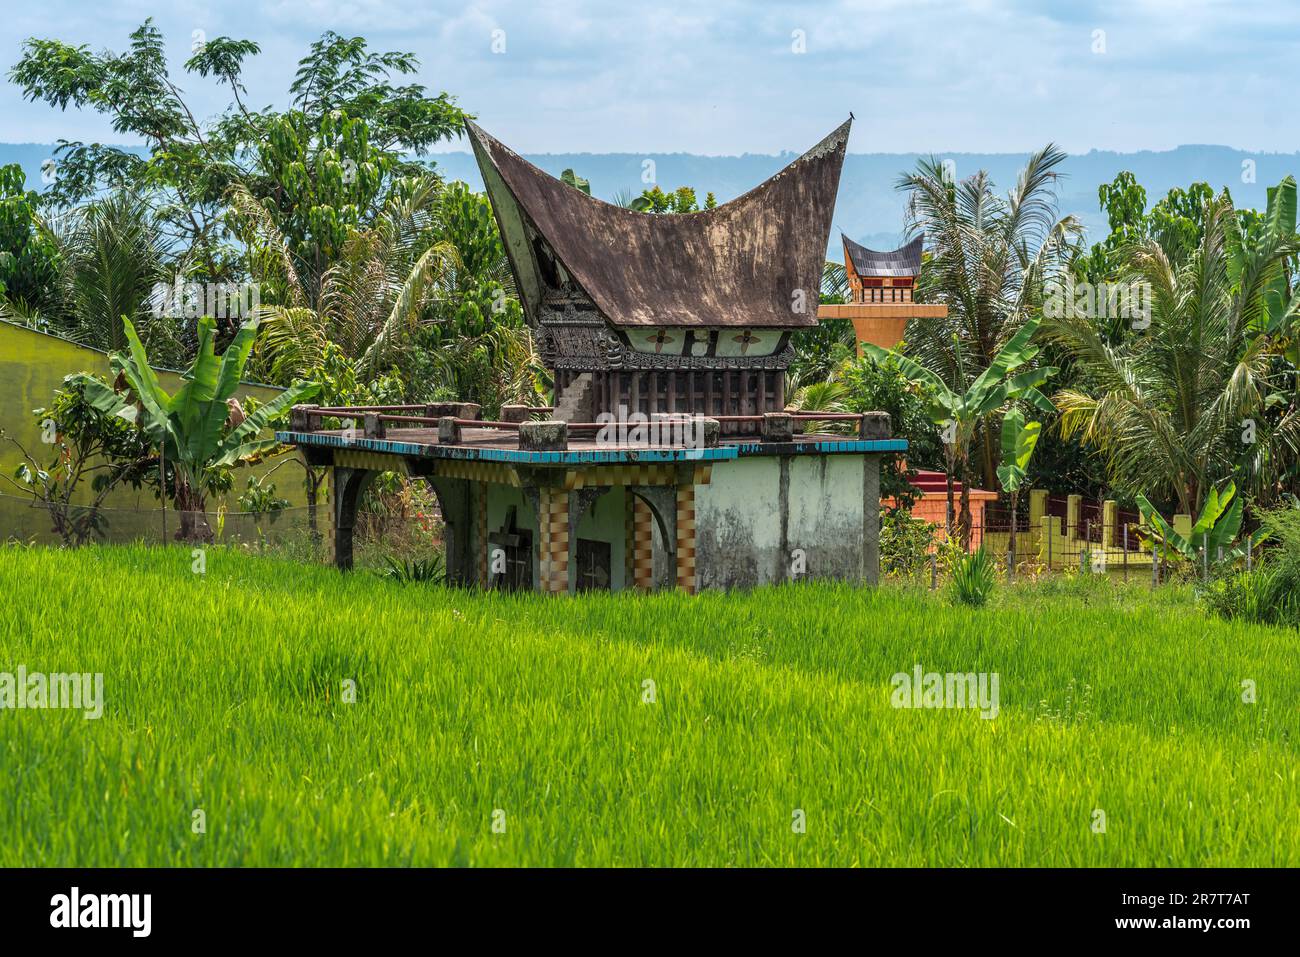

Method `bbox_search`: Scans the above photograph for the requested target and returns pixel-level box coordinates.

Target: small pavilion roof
[842,233,924,278]
[466,117,852,328]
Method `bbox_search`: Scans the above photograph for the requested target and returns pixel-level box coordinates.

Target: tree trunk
[944,446,956,540]
[174,480,213,544]
[958,449,974,551]
[980,420,997,490]
[1008,489,1019,568]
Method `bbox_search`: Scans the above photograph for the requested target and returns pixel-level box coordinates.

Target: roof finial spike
[849,111,855,121]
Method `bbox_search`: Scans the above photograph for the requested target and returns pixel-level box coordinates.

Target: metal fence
[0,490,321,550]
[914,516,1259,588]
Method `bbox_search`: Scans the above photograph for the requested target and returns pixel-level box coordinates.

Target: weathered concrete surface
[519,420,569,451]
[860,412,892,440]
[695,452,874,589]
[761,412,795,442]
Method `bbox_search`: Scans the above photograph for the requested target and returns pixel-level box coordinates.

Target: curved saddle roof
[467,118,851,328]
[842,233,924,278]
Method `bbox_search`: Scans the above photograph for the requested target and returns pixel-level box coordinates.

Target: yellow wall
[0,320,309,541]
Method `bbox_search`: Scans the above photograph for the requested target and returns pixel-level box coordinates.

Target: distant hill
[5,143,1296,258]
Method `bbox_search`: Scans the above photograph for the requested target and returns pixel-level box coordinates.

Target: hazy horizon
[2,2,1298,156]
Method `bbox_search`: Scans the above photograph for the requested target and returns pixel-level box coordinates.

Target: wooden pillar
[330,466,374,572]
[675,483,697,594]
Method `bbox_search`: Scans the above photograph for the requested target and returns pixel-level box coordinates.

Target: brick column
[675,483,697,594]
[538,486,570,594]
[475,485,488,587]
[631,496,655,591]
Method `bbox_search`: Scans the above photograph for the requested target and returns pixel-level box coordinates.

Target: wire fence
[0,490,323,550]
[907,517,1261,588]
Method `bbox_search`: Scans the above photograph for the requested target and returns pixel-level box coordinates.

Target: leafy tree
[0,376,155,545]
[0,164,59,316]
[898,146,1080,488]
[635,185,717,214]
[840,352,944,509]
[71,316,318,541]
[1138,481,1246,562]
[21,191,183,364]
[996,407,1043,561]
[1048,178,1300,515]
[1079,172,1216,282]
[10,21,467,295]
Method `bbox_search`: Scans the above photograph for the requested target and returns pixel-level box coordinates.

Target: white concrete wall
[694,454,869,589]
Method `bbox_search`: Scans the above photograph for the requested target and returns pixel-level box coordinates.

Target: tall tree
[897,146,1080,488]
[1048,179,1300,514]
[864,315,1057,547]
[10,21,467,300]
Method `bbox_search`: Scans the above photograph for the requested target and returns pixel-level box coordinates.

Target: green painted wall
[0,319,308,542]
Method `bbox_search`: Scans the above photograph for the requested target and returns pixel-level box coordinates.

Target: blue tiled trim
[732,438,909,456]
[276,431,741,465]
[276,431,908,465]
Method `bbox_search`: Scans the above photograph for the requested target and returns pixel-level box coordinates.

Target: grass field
[1,543,1297,866]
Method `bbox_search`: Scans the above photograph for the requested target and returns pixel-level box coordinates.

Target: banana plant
[863,314,1056,547]
[996,407,1042,562]
[1137,481,1252,564]
[70,315,318,542]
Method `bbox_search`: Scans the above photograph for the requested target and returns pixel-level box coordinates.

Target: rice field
[1,543,1297,866]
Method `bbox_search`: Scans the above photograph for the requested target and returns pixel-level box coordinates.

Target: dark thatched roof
[467,118,851,328]
[842,233,924,278]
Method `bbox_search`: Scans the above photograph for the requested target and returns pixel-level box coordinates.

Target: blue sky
[0,1,1296,155]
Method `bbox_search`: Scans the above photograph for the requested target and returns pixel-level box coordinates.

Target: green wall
[0,319,309,542]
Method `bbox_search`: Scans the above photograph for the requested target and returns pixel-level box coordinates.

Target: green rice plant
[382,553,446,585]
[2,544,1299,867]
[950,547,996,606]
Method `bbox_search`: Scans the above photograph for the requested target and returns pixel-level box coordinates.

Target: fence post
[1007,547,1014,583]
[1046,516,1052,570]
[1102,500,1117,550]
[1123,524,1129,583]
[930,552,937,591]
[1029,490,1048,554]
[1151,535,1158,589]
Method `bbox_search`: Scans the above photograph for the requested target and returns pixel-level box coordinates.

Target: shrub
[880,508,936,579]
[950,548,997,607]
[1199,504,1300,627]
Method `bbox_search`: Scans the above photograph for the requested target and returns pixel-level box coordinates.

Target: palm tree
[231,176,545,412]
[1047,181,1300,515]
[897,146,1081,487]
[230,175,452,379]
[785,379,849,433]
[1,191,184,364]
